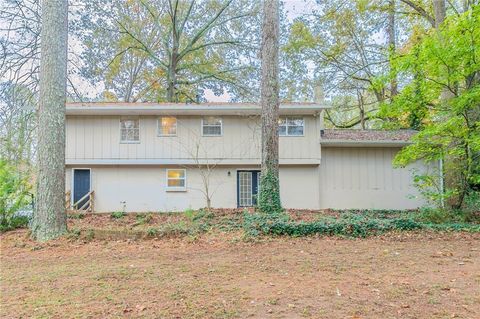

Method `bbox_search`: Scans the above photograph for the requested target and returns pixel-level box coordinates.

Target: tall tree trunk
[258,0,282,214]
[387,0,398,97]
[433,0,446,28]
[31,0,68,241]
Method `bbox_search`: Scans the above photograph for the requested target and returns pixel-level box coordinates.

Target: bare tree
[258,0,281,214]
[31,0,68,241]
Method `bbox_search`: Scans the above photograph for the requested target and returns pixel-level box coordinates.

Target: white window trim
[166,169,187,192]
[157,116,177,137]
[119,118,141,144]
[201,117,223,136]
[279,116,305,137]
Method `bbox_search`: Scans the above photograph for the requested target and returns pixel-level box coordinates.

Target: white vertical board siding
[66,115,320,162]
[65,166,320,212]
[319,147,433,209]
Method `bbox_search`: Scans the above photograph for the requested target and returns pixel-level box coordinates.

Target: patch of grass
[110,211,125,219]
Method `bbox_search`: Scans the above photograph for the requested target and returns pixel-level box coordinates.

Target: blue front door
[73,169,90,208]
[237,170,260,207]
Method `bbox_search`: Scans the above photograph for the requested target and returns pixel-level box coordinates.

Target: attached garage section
[319,146,432,210]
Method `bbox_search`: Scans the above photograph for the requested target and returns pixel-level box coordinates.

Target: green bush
[414,206,480,224]
[67,213,85,219]
[0,215,29,233]
[0,160,31,232]
[110,211,125,219]
[184,208,212,222]
[135,213,153,225]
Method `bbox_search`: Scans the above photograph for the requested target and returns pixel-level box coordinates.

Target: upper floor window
[202,117,222,136]
[278,117,304,136]
[157,117,177,136]
[120,118,139,143]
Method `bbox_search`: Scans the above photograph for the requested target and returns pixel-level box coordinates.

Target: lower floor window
[166,169,186,191]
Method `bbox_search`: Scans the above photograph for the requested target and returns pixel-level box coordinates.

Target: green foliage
[0,159,31,232]
[257,170,283,215]
[381,7,480,208]
[67,213,85,220]
[0,215,29,233]
[110,211,126,219]
[243,209,479,238]
[135,213,153,225]
[146,227,158,237]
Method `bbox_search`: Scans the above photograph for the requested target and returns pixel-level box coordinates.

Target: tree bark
[387,0,398,97]
[433,0,446,28]
[258,0,282,214]
[31,0,68,241]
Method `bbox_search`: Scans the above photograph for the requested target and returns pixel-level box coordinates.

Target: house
[65,102,437,212]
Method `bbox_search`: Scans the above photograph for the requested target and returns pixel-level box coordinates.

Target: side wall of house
[66,165,320,212]
[65,115,320,162]
[318,147,437,209]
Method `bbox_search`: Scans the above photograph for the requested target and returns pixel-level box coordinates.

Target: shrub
[135,213,153,225]
[110,211,125,219]
[0,215,29,233]
[414,206,480,224]
[0,160,31,232]
[68,213,85,219]
[146,227,158,237]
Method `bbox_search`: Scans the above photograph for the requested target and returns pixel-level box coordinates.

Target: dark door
[73,169,90,209]
[237,170,260,207]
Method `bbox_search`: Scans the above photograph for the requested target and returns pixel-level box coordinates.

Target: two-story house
[65,102,435,212]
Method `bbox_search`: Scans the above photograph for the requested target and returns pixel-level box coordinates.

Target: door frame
[236,169,261,208]
[71,168,91,208]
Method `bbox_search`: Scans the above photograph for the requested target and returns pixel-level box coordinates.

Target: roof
[320,129,416,147]
[66,102,330,116]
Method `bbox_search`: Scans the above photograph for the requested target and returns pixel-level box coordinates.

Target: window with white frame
[120,118,140,143]
[278,117,304,136]
[202,117,222,136]
[157,117,177,136]
[166,169,186,190]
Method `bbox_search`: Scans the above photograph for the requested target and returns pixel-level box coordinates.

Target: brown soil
[1,230,479,319]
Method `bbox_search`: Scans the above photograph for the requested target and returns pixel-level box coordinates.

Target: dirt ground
[1,230,479,319]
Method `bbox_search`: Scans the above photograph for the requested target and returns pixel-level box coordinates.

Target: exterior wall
[318,147,435,209]
[66,165,321,212]
[65,115,320,163]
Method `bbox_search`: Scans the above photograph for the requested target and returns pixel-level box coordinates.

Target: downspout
[314,85,324,210]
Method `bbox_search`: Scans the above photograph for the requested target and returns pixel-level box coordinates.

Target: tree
[258,0,282,214]
[30,0,68,241]
[385,6,480,208]
[78,0,260,102]
[282,0,397,129]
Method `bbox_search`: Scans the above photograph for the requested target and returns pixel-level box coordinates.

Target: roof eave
[320,139,411,147]
[65,103,331,116]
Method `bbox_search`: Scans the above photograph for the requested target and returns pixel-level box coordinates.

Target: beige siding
[66,115,320,163]
[66,166,320,212]
[319,147,434,209]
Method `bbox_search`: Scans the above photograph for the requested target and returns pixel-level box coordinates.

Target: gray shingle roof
[321,129,416,142]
